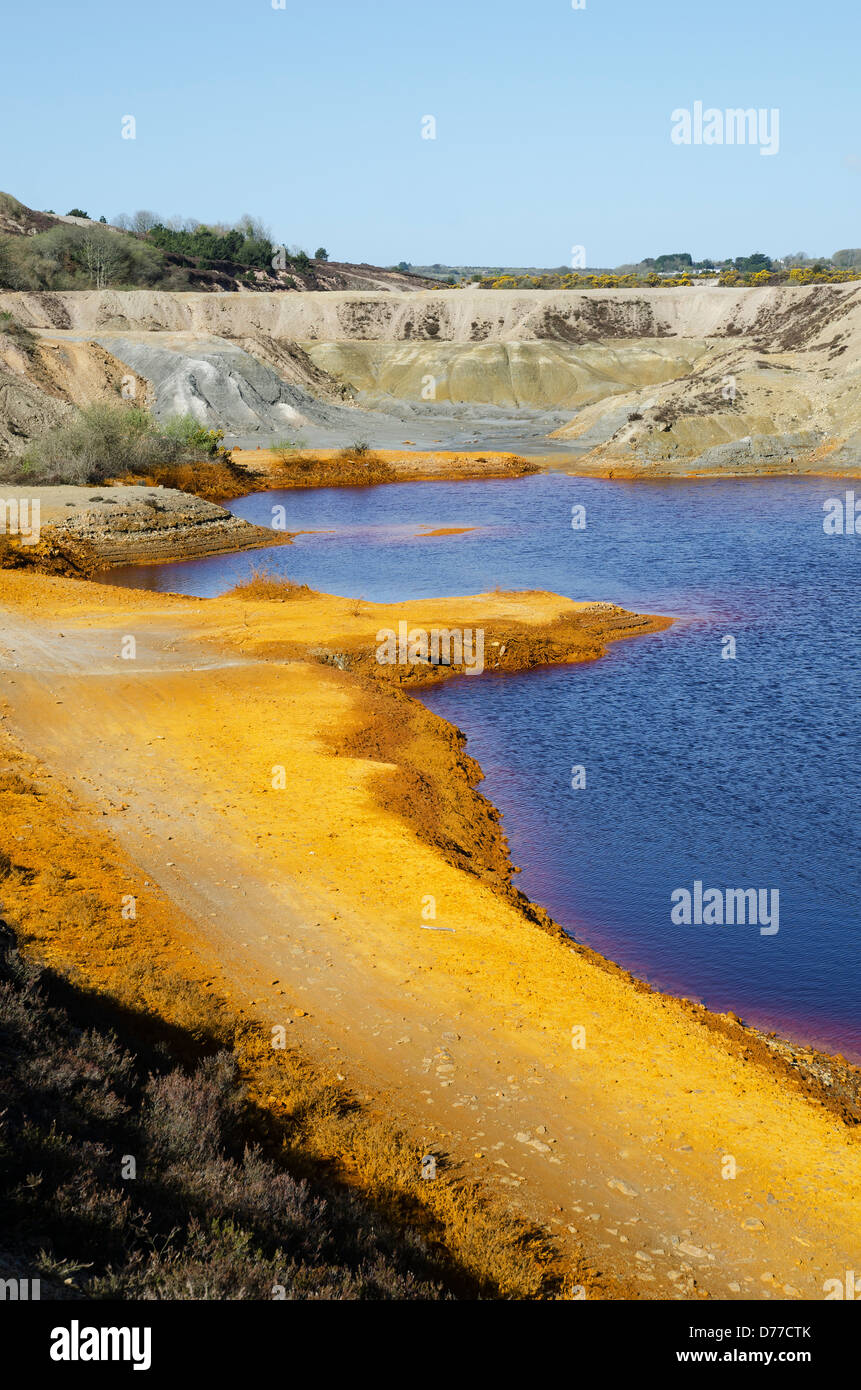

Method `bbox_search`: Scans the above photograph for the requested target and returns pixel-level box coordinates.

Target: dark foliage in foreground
[0,925,445,1300]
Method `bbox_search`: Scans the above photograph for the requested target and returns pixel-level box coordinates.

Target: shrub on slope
[0,403,235,487]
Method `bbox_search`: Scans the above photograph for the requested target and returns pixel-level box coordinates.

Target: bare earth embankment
[0,567,859,1301]
[1,285,860,473]
[229,446,539,488]
[0,484,286,571]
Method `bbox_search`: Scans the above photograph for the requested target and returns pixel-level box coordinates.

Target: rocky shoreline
[0,484,285,569]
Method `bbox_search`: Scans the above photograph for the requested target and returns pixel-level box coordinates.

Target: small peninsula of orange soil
[230,446,540,489]
[0,567,859,1302]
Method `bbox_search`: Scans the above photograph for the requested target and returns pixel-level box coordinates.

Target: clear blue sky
[2,0,858,266]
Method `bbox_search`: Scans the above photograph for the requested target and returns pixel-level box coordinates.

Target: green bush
[161,416,228,458]
[0,204,315,292]
[0,223,166,291]
[0,404,230,486]
[147,223,275,270]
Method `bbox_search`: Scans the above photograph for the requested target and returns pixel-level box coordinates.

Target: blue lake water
[108,474,861,1058]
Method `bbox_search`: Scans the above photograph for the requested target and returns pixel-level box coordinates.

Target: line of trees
[0,206,333,292]
[115,211,327,274]
[0,223,167,292]
[146,221,275,270]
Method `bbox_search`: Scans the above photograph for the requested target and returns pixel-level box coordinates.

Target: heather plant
[0,925,448,1300]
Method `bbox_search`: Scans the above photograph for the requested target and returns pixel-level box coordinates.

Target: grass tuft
[229,566,313,602]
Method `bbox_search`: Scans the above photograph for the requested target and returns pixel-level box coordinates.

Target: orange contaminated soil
[0,567,859,1301]
[415,526,478,538]
[231,447,541,489]
[544,464,861,482]
[0,731,573,1298]
[543,449,861,483]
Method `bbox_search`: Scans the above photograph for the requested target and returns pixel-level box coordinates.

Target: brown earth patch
[416,526,477,538]
[232,447,539,490]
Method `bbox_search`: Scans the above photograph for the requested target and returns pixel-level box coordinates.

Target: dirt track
[0,573,859,1300]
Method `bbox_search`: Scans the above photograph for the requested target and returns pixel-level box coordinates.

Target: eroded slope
[0,285,858,471]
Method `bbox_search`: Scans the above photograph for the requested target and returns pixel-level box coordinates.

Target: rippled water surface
[108,474,861,1057]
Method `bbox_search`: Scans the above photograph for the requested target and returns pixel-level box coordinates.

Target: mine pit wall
[300,339,713,410]
[1,286,858,473]
[0,283,858,349]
